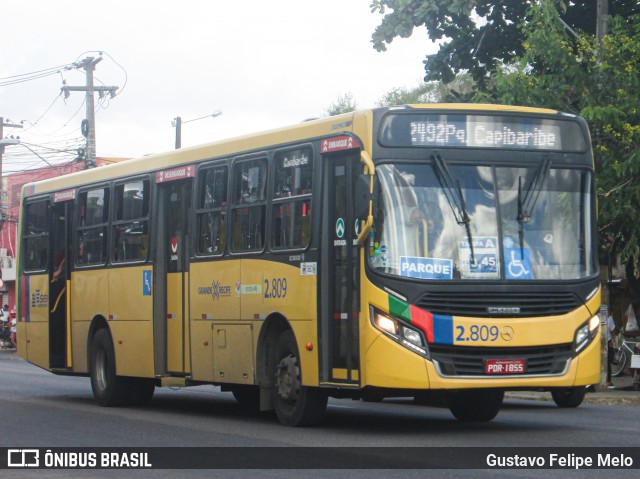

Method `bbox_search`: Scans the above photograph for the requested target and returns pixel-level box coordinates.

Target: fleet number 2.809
[455,325,499,342]
[264,277,287,299]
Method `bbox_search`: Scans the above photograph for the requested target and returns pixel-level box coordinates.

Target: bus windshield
[370,161,596,281]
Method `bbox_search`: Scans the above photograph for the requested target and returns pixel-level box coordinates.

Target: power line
[21,140,81,154]
[5,143,73,175]
[2,52,125,170]
[0,63,75,87]
[30,92,63,126]
[0,64,73,80]
[2,138,83,165]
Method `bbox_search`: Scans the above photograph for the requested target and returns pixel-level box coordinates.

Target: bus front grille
[430,344,573,377]
[416,291,582,318]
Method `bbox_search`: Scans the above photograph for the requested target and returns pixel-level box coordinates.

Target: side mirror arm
[357,151,374,244]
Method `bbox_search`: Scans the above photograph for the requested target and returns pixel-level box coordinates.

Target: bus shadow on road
[316,398,565,435]
[49,385,575,435]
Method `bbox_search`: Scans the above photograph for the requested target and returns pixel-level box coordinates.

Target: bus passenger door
[50,200,73,369]
[319,149,360,384]
[159,179,192,374]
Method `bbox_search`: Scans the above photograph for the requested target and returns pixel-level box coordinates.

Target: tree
[324,92,358,116]
[370,0,640,87]
[377,73,475,106]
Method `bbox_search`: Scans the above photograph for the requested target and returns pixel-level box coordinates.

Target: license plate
[485,358,526,375]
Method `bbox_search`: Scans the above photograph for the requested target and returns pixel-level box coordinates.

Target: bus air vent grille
[416,291,582,318]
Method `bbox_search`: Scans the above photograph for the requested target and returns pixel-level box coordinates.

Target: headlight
[574,315,600,353]
[371,307,429,357]
[373,312,399,337]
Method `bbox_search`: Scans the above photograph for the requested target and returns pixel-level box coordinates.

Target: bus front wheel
[90,328,131,407]
[446,389,503,422]
[271,330,327,426]
[551,387,586,408]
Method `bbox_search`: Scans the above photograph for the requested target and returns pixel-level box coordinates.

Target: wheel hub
[275,354,300,402]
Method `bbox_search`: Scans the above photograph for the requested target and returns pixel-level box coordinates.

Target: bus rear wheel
[551,387,586,408]
[90,328,131,407]
[271,330,327,427]
[446,389,503,422]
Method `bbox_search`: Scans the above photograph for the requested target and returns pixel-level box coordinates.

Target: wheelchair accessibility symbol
[505,248,533,280]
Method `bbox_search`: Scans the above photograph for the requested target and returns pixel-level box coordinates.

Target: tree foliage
[324,92,358,116]
[483,2,640,265]
[370,0,640,87]
[377,73,475,106]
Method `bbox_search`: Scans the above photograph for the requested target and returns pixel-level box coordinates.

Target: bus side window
[271,146,313,250]
[113,180,150,263]
[76,188,109,266]
[231,159,267,252]
[272,200,311,249]
[196,166,228,256]
[23,200,50,271]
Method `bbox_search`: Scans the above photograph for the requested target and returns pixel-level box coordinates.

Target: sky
[0,0,436,172]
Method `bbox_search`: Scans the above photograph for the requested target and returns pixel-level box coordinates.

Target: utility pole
[0,117,23,176]
[0,118,23,221]
[61,56,118,168]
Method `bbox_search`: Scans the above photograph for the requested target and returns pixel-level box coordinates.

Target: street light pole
[172,110,222,149]
[173,116,182,149]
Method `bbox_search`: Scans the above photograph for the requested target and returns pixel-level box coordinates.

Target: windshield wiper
[432,153,475,265]
[516,157,552,258]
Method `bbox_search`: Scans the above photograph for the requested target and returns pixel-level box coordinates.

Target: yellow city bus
[17,104,601,426]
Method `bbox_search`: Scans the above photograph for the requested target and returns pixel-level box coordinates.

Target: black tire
[231,385,261,412]
[128,378,156,406]
[89,328,131,407]
[633,371,640,392]
[271,330,327,427]
[611,348,628,377]
[446,389,504,422]
[551,386,586,408]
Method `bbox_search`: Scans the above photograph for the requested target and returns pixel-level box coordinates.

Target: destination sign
[380,113,586,151]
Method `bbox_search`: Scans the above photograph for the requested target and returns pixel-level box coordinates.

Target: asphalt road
[1,350,639,478]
